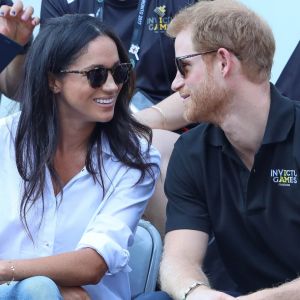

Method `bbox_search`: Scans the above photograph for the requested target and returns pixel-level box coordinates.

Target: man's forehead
[174,28,195,56]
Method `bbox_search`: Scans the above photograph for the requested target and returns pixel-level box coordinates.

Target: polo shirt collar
[207,83,295,147]
[261,83,294,144]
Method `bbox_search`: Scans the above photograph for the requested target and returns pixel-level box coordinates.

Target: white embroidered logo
[129,44,140,61]
[270,169,298,186]
[154,6,166,17]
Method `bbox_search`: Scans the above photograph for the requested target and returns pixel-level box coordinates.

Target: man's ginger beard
[184,72,231,125]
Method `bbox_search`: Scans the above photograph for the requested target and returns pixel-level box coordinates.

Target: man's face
[172,28,229,124]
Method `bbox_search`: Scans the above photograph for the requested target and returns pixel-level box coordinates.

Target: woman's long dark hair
[15,14,157,236]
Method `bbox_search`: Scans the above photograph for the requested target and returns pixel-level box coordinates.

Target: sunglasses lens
[175,58,185,77]
[87,68,107,88]
[85,64,131,88]
[113,64,132,84]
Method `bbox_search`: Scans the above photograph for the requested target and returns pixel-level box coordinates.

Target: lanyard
[95,0,149,68]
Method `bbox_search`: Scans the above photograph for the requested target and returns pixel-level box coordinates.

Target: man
[156,0,300,299]
[0,0,39,99]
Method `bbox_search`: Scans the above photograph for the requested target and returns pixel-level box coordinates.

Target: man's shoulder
[172,123,226,170]
[277,90,300,116]
[177,123,212,145]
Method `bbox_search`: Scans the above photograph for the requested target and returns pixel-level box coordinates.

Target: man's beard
[184,74,230,124]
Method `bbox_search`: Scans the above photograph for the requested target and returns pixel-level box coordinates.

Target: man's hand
[59,286,91,300]
[0,0,39,46]
[186,288,237,300]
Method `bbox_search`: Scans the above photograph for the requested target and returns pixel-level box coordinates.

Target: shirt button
[253,168,256,173]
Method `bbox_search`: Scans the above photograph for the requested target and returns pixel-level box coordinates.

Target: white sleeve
[76,145,160,274]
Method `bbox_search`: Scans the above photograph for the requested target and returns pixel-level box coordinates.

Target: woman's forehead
[71,36,120,69]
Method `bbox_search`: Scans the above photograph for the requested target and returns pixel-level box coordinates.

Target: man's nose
[171,71,184,92]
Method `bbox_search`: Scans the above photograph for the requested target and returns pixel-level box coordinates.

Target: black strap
[95,0,149,69]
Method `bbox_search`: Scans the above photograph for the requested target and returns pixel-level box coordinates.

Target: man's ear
[48,73,62,94]
[216,48,232,77]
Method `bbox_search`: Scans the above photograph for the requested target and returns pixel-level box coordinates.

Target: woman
[0,14,160,300]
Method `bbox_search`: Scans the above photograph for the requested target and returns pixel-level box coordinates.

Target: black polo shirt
[165,84,300,294]
[276,41,300,101]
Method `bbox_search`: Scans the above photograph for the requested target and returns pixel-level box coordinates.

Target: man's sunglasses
[60,63,132,88]
[175,50,217,77]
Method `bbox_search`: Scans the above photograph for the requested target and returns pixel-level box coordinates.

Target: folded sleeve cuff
[76,232,131,274]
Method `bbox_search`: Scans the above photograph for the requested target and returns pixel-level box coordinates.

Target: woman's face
[53,36,123,126]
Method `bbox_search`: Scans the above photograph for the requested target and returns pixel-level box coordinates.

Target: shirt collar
[261,83,294,144]
[101,133,113,156]
[207,83,295,147]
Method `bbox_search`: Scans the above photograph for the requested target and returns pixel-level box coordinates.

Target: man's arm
[134,92,190,131]
[59,286,91,300]
[0,0,39,98]
[160,229,236,300]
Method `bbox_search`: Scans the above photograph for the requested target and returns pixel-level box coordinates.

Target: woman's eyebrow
[84,61,121,70]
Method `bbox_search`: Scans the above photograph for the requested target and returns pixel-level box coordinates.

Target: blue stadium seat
[129,219,163,299]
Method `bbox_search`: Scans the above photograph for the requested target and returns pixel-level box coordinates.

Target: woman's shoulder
[140,136,161,164]
[0,112,20,156]
[0,112,20,136]
[101,133,161,165]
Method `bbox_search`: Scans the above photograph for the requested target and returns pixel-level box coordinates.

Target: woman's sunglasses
[60,63,132,88]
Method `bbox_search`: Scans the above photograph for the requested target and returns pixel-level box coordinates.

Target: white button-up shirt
[0,113,160,300]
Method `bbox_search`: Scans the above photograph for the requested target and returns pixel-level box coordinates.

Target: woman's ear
[48,73,62,94]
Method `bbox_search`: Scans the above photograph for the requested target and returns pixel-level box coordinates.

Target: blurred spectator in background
[0,0,39,99]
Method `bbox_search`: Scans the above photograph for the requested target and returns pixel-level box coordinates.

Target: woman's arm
[134,92,190,131]
[0,248,107,286]
[0,0,39,98]
[0,145,160,288]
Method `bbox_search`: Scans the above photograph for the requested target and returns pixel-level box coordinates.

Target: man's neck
[221,81,271,170]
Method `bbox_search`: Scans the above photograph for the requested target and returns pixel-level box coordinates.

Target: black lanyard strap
[95,0,149,68]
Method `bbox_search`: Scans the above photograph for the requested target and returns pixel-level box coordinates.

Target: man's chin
[184,109,198,124]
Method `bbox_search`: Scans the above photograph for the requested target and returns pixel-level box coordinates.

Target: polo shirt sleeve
[76,145,160,275]
[165,137,211,234]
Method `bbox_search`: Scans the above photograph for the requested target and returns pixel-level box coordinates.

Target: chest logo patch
[270,169,298,186]
[147,6,171,33]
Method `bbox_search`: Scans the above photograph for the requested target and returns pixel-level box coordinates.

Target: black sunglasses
[175,50,217,77]
[60,63,132,88]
